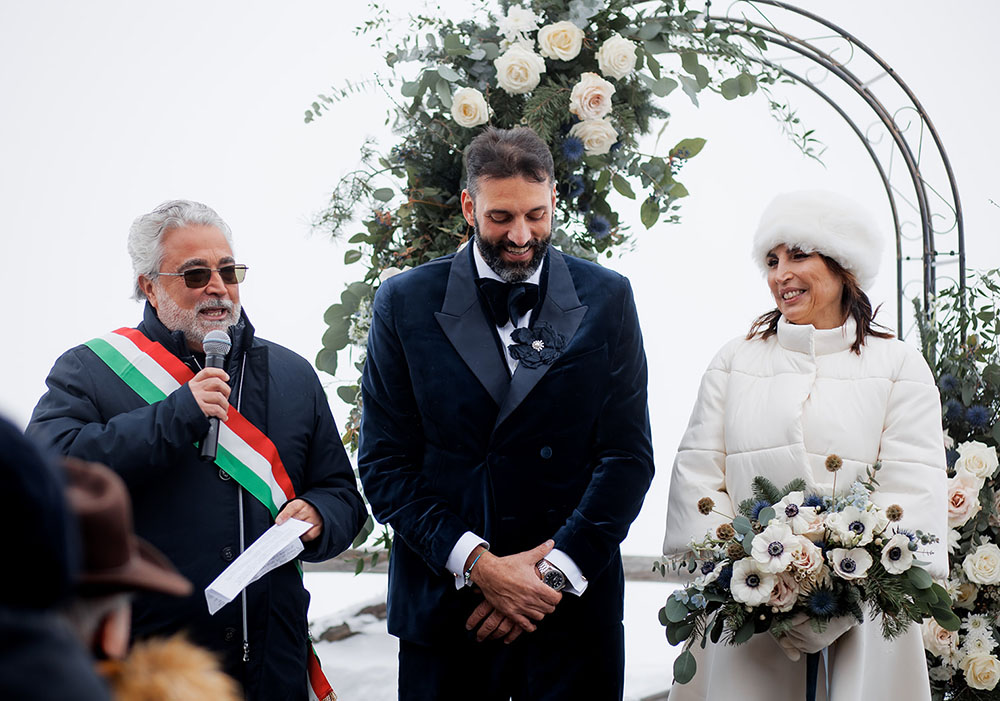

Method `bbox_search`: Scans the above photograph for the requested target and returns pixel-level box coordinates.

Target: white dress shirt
[443,244,588,595]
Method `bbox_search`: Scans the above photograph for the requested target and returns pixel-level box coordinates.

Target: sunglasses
[157,264,248,288]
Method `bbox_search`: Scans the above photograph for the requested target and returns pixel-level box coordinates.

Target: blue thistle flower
[804,587,838,617]
[803,494,825,509]
[946,448,959,469]
[968,405,992,428]
[577,195,592,214]
[944,399,965,422]
[749,499,771,521]
[939,374,960,393]
[588,215,611,240]
[716,564,733,590]
[561,137,585,163]
[567,175,585,199]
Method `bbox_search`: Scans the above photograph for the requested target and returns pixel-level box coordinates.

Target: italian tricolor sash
[85,327,336,701]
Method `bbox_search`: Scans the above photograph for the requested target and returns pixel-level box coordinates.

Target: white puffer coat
[663,316,947,701]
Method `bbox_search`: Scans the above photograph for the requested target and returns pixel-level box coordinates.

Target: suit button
[540,446,553,459]
[223,627,237,642]
[221,546,235,561]
[218,469,231,481]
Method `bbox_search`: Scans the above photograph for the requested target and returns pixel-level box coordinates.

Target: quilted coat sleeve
[26,346,209,490]
[873,342,949,578]
[357,280,470,574]
[663,339,740,558]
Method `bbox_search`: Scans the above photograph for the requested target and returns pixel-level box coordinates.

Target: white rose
[497,6,540,39]
[568,72,615,121]
[957,441,1000,481]
[568,117,618,156]
[965,543,1000,584]
[949,472,983,528]
[536,21,584,61]
[450,87,490,128]
[961,653,1000,691]
[493,44,546,94]
[953,579,980,610]
[923,618,960,658]
[596,33,638,80]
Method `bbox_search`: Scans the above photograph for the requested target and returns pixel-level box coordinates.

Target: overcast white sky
[2,1,997,554]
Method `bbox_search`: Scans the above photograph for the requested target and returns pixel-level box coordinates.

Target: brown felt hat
[64,458,192,597]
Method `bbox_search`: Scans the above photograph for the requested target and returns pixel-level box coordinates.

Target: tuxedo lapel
[495,248,588,429]
[434,247,509,407]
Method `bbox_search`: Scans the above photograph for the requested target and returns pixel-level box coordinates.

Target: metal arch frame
[702,0,966,335]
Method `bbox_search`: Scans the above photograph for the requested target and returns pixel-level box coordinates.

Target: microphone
[199,329,232,462]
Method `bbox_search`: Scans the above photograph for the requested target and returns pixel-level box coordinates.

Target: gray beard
[473,222,550,283]
[154,289,241,350]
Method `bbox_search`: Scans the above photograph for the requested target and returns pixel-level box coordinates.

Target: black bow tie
[476,279,540,327]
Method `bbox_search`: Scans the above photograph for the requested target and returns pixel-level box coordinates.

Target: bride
[662,191,948,700]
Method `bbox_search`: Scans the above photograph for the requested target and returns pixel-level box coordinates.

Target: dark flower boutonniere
[508,322,566,369]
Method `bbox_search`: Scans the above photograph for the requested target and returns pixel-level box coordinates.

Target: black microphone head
[202,330,232,357]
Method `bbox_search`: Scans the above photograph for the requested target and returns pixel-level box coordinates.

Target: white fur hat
[752,190,884,289]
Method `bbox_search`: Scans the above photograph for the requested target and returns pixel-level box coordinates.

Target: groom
[358,126,654,700]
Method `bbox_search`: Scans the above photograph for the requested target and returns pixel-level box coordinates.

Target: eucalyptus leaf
[595,169,611,194]
[612,174,636,199]
[665,595,690,623]
[348,233,370,244]
[720,78,740,100]
[344,250,363,265]
[323,304,347,324]
[743,537,754,555]
[337,384,359,403]
[733,617,756,644]
[481,42,500,60]
[436,79,453,109]
[640,197,660,229]
[437,64,461,82]
[637,21,663,41]
[671,181,690,198]
[756,507,776,526]
[666,620,696,645]
[673,650,697,685]
[351,514,375,548]
[931,606,961,632]
[733,516,752,534]
[658,606,669,626]
[671,138,707,159]
[400,81,420,98]
[373,187,395,202]
[646,51,661,80]
[322,325,350,351]
[681,52,700,75]
[315,348,338,375]
[679,75,700,106]
[737,72,757,96]
[906,565,933,590]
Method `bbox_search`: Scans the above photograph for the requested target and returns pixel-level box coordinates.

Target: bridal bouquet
[660,462,959,685]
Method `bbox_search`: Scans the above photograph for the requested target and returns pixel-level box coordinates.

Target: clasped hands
[464,539,562,644]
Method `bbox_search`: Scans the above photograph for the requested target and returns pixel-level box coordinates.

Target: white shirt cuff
[446,531,489,590]
[546,548,588,595]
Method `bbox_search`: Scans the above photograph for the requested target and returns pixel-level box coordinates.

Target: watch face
[543,569,566,591]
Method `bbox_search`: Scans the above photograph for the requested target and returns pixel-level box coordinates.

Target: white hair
[127,200,234,300]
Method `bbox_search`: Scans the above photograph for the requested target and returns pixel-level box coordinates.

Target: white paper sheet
[205,518,311,615]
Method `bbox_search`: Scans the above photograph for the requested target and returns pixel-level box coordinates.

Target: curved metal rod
[709,17,936,309]
[753,59,906,334]
[739,0,966,298]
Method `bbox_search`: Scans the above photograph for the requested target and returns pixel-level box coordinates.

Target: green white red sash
[85,327,336,701]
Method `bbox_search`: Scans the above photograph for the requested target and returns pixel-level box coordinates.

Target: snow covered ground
[305,573,681,700]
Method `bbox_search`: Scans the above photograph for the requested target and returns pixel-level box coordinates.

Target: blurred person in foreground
[663,191,948,701]
[359,126,654,700]
[28,199,367,701]
[0,416,110,701]
[62,457,240,701]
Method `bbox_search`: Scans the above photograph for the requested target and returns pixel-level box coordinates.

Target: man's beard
[154,291,241,350]
[473,222,550,283]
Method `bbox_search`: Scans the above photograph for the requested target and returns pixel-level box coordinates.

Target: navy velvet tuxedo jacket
[358,246,654,645]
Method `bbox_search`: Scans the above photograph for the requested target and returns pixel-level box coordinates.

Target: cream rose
[568,72,615,121]
[568,117,618,156]
[957,440,1000,482]
[949,472,983,528]
[768,571,800,612]
[961,653,1000,691]
[493,44,546,94]
[953,579,980,610]
[922,619,960,658]
[450,87,490,127]
[965,543,1000,584]
[789,535,825,578]
[597,33,638,80]
[537,21,584,61]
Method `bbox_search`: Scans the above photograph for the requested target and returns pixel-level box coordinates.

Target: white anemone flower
[693,560,722,588]
[773,491,818,534]
[731,558,777,606]
[827,505,880,546]
[750,521,799,573]
[880,533,915,574]
[828,547,874,580]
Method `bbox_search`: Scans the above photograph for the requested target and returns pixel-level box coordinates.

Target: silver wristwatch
[536,559,567,591]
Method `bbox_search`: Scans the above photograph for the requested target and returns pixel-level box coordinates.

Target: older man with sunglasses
[27,200,366,701]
